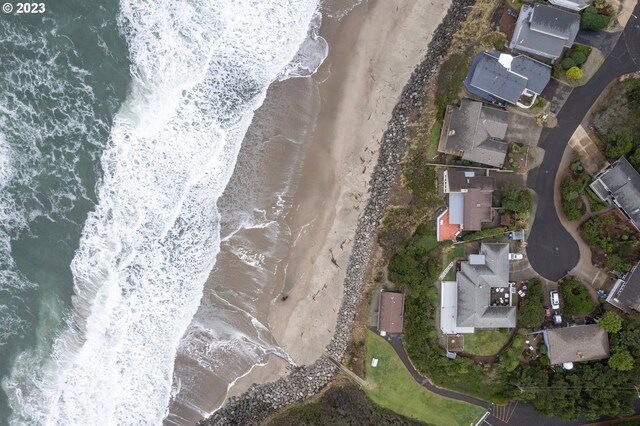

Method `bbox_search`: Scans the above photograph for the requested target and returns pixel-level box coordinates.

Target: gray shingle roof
[545,325,610,365]
[456,243,516,328]
[469,52,551,104]
[443,99,508,167]
[590,157,640,230]
[509,4,580,60]
[609,262,640,311]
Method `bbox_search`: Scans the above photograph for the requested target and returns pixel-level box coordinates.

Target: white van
[550,291,560,310]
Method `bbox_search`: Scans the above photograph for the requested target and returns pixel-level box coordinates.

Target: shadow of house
[590,157,640,231]
[438,99,509,167]
[510,3,580,62]
[465,51,551,108]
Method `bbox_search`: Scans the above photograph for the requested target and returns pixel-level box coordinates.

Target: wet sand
[226,0,451,401]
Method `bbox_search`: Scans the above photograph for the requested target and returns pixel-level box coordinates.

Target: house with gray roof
[466,51,551,108]
[510,3,580,61]
[549,0,592,11]
[443,170,494,231]
[543,325,610,366]
[438,99,508,167]
[440,243,516,334]
[607,261,640,312]
[590,157,640,231]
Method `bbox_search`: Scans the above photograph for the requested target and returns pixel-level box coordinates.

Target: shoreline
[198,1,476,424]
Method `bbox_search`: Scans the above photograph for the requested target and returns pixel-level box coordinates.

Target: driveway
[526,4,640,281]
[542,78,573,115]
[576,29,623,56]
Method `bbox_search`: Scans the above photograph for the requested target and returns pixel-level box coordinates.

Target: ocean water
[0,0,327,424]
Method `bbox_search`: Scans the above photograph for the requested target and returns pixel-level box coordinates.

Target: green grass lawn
[463,330,511,356]
[365,331,486,426]
[442,244,464,281]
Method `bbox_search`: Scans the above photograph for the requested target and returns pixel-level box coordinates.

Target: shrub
[566,66,583,80]
[573,44,591,57]
[461,226,507,242]
[608,350,634,371]
[599,311,623,333]
[581,5,611,31]
[502,185,533,214]
[604,131,634,158]
[629,149,640,170]
[561,57,577,70]
[560,175,587,220]
[605,254,630,272]
[581,215,616,253]
[560,278,597,316]
[570,51,587,66]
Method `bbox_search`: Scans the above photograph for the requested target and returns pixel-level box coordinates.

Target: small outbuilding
[378,291,405,334]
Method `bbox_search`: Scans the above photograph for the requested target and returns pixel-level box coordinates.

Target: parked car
[550,291,560,310]
[508,253,524,261]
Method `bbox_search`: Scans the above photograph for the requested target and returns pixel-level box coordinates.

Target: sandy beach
[226,0,452,402]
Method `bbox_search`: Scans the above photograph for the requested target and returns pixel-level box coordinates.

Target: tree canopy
[608,350,634,372]
[566,66,583,81]
[604,131,634,158]
[599,311,623,333]
[502,185,532,214]
[581,6,611,31]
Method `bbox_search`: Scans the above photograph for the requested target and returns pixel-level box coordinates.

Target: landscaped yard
[463,329,511,356]
[559,277,597,317]
[365,331,486,426]
[592,77,640,169]
[580,211,640,272]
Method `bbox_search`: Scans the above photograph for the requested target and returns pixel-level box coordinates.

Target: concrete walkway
[567,125,609,176]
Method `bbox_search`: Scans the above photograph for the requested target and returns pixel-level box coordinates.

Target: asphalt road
[526,8,640,281]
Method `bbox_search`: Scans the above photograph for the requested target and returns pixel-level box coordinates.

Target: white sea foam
[278,11,329,81]
[5,0,320,424]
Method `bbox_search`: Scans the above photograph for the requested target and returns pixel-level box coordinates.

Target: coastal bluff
[197,1,476,424]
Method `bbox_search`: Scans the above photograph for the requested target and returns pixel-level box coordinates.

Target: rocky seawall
[197,1,476,424]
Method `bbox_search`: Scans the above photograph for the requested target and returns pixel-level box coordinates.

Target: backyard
[559,277,598,317]
[463,330,511,356]
[365,331,486,426]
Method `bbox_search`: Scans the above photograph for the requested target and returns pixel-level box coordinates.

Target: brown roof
[545,324,610,365]
[464,191,493,231]
[378,292,405,333]
[447,171,494,193]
